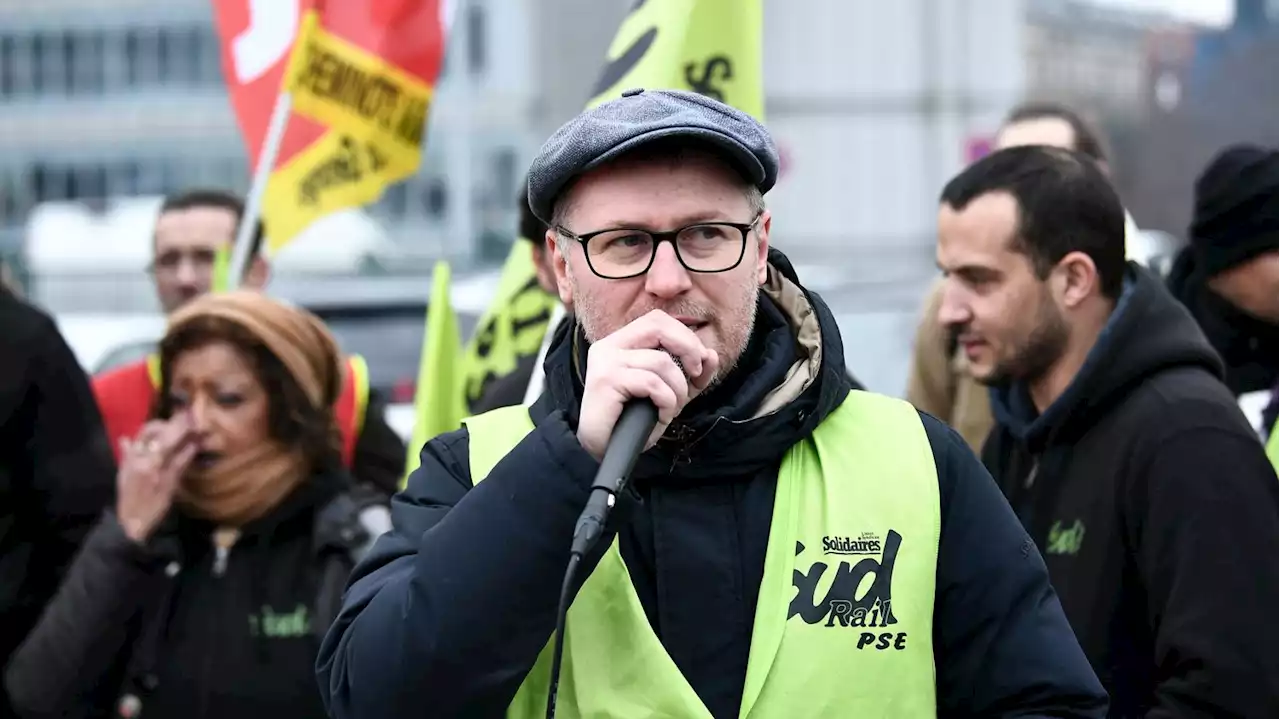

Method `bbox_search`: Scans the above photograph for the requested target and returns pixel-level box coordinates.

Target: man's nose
[174,257,206,288]
[643,242,692,298]
[936,279,972,328]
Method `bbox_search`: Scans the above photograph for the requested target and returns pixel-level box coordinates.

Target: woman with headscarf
[4,291,389,719]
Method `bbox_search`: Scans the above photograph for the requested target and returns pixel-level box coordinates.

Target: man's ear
[755,210,771,285]
[1054,250,1100,308]
[548,230,574,305]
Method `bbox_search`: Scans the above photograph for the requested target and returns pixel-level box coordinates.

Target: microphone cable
[545,398,658,719]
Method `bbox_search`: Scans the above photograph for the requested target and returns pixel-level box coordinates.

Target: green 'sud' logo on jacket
[1046,519,1086,556]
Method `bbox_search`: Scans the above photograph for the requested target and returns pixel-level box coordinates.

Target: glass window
[424,178,448,217]
[491,147,518,204]
[72,30,105,95]
[0,24,225,96]
[0,35,15,97]
[466,4,486,75]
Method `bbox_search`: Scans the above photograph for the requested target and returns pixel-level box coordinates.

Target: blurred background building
[0,0,1273,395]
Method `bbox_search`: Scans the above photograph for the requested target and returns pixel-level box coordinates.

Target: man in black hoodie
[317,90,1106,718]
[1166,145,1278,441]
[936,145,1278,717]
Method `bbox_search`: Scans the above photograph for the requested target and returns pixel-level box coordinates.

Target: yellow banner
[264,10,434,251]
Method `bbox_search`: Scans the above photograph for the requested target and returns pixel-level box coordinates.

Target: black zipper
[198,530,237,719]
[1024,458,1041,489]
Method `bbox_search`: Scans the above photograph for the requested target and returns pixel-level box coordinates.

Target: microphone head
[664,350,688,379]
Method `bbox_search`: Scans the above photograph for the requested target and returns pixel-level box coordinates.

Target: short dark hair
[940,145,1126,299]
[518,179,546,245]
[1002,102,1108,164]
[158,189,265,258]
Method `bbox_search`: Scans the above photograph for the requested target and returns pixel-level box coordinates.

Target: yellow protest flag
[587,0,763,119]
[211,244,231,293]
[261,5,444,252]
[403,261,467,483]
[459,242,559,410]
[458,0,763,409]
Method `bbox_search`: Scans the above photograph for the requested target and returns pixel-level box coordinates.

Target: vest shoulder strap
[1266,418,1279,472]
[462,405,536,484]
[345,354,371,434]
[146,353,161,388]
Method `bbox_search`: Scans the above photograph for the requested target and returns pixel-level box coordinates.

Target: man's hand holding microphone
[575,309,720,461]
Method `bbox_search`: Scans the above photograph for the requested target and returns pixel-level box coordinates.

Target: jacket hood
[989,262,1222,450]
[540,247,851,483]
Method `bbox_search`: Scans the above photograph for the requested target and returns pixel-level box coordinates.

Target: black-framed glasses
[555,213,761,280]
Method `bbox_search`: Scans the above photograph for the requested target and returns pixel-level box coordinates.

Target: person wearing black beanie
[1167,144,1278,429]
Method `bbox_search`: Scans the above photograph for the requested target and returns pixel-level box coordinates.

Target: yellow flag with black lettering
[459,241,558,411]
[259,2,446,251]
[458,0,763,409]
[587,0,763,117]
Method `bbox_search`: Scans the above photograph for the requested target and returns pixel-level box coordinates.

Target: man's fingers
[618,349,690,404]
[689,348,721,394]
[610,369,681,425]
[599,310,708,379]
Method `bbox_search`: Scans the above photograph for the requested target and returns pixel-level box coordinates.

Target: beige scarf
[177,442,310,527]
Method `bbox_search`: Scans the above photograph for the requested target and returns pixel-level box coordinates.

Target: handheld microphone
[568,398,658,557]
[547,352,682,719]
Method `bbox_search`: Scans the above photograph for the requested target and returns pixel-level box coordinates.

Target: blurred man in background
[90,189,406,495]
[471,185,573,413]
[937,145,1278,717]
[908,102,1119,451]
[1167,144,1278,444]
[0,280,116,719]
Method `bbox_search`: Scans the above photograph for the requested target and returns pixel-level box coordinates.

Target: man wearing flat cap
[317,89,1107,718]
[1167,145,1279,446]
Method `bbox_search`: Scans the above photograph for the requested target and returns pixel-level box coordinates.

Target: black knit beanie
[1188,144,1278,278]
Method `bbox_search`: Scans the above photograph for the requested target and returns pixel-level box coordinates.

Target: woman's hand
[116,414,199,544]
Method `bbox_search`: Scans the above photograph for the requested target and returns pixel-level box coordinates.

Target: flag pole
[226,90,294,289]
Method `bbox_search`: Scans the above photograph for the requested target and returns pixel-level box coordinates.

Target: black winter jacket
[983,264,1279,718]
[317,250,1107,718]
[3,470,386,719]
[0,291,116,719]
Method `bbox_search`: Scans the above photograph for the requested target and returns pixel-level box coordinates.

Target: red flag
[212,0,447,251]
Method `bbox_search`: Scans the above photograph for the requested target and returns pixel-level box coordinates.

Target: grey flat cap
[527,88,779,224]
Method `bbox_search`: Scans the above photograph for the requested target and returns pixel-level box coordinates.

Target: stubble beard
[570,265,761,390]
[981,289,1070,387]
